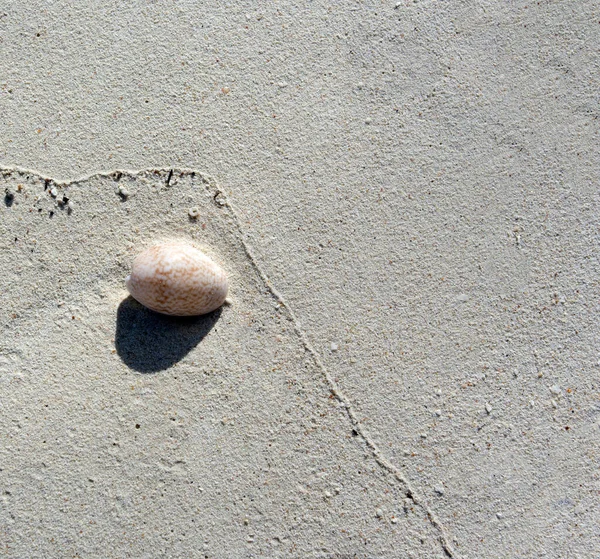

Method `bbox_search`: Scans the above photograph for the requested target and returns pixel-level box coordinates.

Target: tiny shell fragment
[126,242,229,316]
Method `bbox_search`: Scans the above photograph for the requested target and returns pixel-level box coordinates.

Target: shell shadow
[115,296,222,373]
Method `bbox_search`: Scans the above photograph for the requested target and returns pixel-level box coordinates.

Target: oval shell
[126,242,229,316]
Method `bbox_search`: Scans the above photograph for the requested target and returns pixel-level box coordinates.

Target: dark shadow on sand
[115,296,221,373]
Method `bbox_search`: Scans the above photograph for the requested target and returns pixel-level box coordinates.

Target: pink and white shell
[126,243,229,316]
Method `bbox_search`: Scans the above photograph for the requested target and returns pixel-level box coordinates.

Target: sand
[1,1,599,558]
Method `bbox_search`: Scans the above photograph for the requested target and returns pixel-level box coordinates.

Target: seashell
[125,242,229,316]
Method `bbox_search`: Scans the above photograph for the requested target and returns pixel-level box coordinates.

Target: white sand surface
[1,2,599,558]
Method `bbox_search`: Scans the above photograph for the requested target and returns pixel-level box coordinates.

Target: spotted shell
[125,242,229,316]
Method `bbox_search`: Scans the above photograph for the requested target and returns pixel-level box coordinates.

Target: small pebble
[50,187,58,197]
[485,403,493,414]
[330,342,339,351]
[116,185,129,199]
[365,117,372,124]
[550,385,561,395]
[496,512,503,519]
[456,293,469,302]
[4,188,15,205]
[551,399,558,409]
[188,206,200,219]
[434,485,444,496]
[435,409,442,417]
[214,193,226,206]
[391,516,398,524]
[375,508,383,518]
[357,81,365,89]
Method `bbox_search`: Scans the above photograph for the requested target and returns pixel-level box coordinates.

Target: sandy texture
[1,169,451,558]
[1,1,599,558]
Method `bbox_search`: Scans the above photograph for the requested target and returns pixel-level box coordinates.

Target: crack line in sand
[210,176,459,559]
[1,165,458,558]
